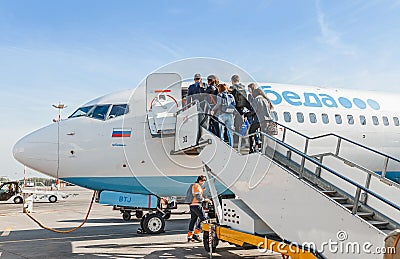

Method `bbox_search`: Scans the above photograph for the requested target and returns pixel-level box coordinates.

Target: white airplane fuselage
[13,79,400,197]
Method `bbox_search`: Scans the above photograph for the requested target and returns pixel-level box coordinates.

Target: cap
[194,73,201,79]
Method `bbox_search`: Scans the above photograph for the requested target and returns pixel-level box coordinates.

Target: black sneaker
[192,234,201,242]
[187,236,193,242]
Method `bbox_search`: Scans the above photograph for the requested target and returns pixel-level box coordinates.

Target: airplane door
[146,73,182,135]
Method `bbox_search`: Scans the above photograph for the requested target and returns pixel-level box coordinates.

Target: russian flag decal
[112,128,132,138]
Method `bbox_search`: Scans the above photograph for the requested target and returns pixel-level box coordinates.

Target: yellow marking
[1,226,12,237]
[203,223,316,259]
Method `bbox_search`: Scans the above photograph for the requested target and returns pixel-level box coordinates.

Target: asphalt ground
[0,186,281,258]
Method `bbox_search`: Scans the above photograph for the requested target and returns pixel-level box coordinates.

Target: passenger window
[360,115,367,125]
[347,115,354,125]
[88,105,110,120]
[271,111,278,121]
[394,117,400,126]
[335,114,342,124]
[382,116,389,126]
[322,113,329,124]
[372,116,379,126]
[109,104,129,119]
[284,112,291,123]
[69,106,94,118]
[309,113,317,123]
[297,112,304,123]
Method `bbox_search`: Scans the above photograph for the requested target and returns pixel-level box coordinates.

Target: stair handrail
[277,121,400,163]
[199,114,400,215]
[276,121,400,182]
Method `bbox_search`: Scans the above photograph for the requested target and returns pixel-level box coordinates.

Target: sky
[1,0,400,180]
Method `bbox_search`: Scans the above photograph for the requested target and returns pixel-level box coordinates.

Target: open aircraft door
[146,73,182,135]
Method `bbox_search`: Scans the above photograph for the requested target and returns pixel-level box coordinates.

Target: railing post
[282,127,287,142]
[335,138,342,156]
[315,156,323,177]
[361,173,372,204]
[238,135,242,154]
[352,187,362,214]
[381,157,389,179]
[299,139,309,178]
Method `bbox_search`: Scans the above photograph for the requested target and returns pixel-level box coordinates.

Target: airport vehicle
[0,181,23,204]
[13,70,400,256]
[0,181,67,203]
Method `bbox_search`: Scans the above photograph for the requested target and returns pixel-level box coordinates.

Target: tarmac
[0,186,281,258]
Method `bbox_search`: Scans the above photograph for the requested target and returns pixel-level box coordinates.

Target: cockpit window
[69,106,94,118]
[109,104,129,119]
[88,105,111,120]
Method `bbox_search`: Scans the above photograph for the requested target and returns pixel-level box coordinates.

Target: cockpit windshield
[109,104,129,118]
[69,104,129,120]
[88,105,111,120]
[69,106,94,118]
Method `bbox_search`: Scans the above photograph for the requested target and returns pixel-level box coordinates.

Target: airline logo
[261,86,381,110]
[112,128,132,138]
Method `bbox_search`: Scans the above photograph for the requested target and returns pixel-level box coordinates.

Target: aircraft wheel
[135,210,143,219]
[48,195,57,203]
[13,196,23,204]
[140,213,149,230]
[122,211,131,221]
[203,230,219,252]
[142,213,165,234]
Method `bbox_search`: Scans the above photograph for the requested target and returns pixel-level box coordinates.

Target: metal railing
[278,121,400,182]
[176,100,400,216]
[196,112,400,216]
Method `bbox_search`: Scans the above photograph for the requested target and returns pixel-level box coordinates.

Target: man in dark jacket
[187,73,207,104]
[206,75,220,136]
[231,75,251,145]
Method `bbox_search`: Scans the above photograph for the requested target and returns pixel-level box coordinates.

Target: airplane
[12,72,400,234]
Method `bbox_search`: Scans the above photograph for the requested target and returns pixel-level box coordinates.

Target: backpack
[220,92,236,114]
[234,88,249,109]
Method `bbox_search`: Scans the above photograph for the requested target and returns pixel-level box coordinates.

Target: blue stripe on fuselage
[61,176,233,197]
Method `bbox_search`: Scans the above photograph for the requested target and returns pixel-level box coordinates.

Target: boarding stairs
[173,101,400,258]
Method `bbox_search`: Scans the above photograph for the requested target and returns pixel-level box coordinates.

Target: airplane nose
[13,123,59,178]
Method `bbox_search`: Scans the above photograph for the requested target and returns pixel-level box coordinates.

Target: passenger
[247,83,259,146]
[248,88,274,153]
[211,83,236,147]
[185,175,210,242]
[206,75,220,136]
[231,75,251,145]
[186,73,207,105]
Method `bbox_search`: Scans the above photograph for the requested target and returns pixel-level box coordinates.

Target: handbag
[239,120,250,136]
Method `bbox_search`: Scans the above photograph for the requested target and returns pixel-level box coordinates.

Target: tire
[13,196,23,204]
[142,213,165,234]
[48,195,57,203]
[140,213,149,230]
[122,211,131,221]
[135,210,143,219]
[203,231,219,252]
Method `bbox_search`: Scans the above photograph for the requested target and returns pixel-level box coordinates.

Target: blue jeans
[218,113,234,147]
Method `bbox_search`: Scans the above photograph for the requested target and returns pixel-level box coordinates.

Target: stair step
[343,203,360,210]
[368,220,389,228]
[331,196,348,203]
[321,190,337,196]
[357,211,375,218]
